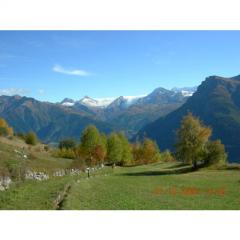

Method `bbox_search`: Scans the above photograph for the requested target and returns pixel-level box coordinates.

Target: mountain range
[2,74,240,163]
[58,87,196,136]
[136,75,240,162]
[0,86,195,144]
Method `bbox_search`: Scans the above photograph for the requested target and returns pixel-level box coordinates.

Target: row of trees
[0,113,227,169]
[56,125,166,167]
[57,113,227,168]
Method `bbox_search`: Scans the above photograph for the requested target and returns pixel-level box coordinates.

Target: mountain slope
[104,87,190,136]
[136,75,240,162]
[0,95,113,143]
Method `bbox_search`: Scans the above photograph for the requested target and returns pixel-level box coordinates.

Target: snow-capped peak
[171,86,197,97]
[79,96,115,108]
[60,98,75,106]
[107,95,147,109]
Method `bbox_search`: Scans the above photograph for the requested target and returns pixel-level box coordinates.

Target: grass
[0,136,72,174]
[62,162,240,210]
[0,176,73,210]
[1,136,240,210]
[0,167,113,210]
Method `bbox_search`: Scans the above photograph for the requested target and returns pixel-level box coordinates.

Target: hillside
[136,75,240,162]
[0,95,113,143]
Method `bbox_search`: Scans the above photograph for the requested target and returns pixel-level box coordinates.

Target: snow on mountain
[60,98,75,106]
[171,87,197,97]
[60,86,196,109]
[120,95,147,106]
[78,96,115,108]
[107,95,147,110]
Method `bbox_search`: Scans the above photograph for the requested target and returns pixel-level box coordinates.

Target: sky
[1,31,240,102]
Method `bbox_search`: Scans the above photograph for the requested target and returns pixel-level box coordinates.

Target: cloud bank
[0,88,28,96]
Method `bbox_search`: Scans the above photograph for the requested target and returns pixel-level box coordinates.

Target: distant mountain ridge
[0,85,196,143]
[58,86,196,110]
[0,95,113,143]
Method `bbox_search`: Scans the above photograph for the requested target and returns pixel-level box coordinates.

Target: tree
[0,118,14,136]
[97,133,108,164]
[203,140,227,166]
[25,131,38,145]
[79,125,102,166]
[93,144,106,165]
[161,150,175,162]
[141,138,161,164]
[175,113,212,168]
[107,133,123,166]
[59,138,76,150]
[117,132,133,166]
[132,142,142,165]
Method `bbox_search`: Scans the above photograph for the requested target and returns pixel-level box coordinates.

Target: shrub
[203,140,227,166]
[161,150,175,162]
[59,139,76,150]
[25,131,38,145]
[53,148,76,159]
[44,145,49,152]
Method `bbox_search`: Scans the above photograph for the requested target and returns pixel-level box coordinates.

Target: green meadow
[1,161,239,210]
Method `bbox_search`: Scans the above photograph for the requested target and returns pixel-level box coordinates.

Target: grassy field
[0,162,239,210]
[62,162,240,210]
[1,137,240,210]
[0,176,73,210]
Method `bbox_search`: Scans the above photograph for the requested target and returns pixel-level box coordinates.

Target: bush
[44,145,49,152]
[53,148,76,159]
[25,131,38,145]
[203,140,227,166]
[59,139,76,150]
[161,150,175,162]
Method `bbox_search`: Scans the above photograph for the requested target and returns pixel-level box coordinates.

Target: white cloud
[53,64,91,76]
[0,88,28,96]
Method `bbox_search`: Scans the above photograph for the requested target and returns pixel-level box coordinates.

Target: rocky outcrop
[25,171,49,181]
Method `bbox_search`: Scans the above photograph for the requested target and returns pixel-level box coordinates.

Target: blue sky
[1,31,240,102]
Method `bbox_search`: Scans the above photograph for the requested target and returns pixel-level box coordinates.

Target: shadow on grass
[121,166,196,177]
[162,163,190,169]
